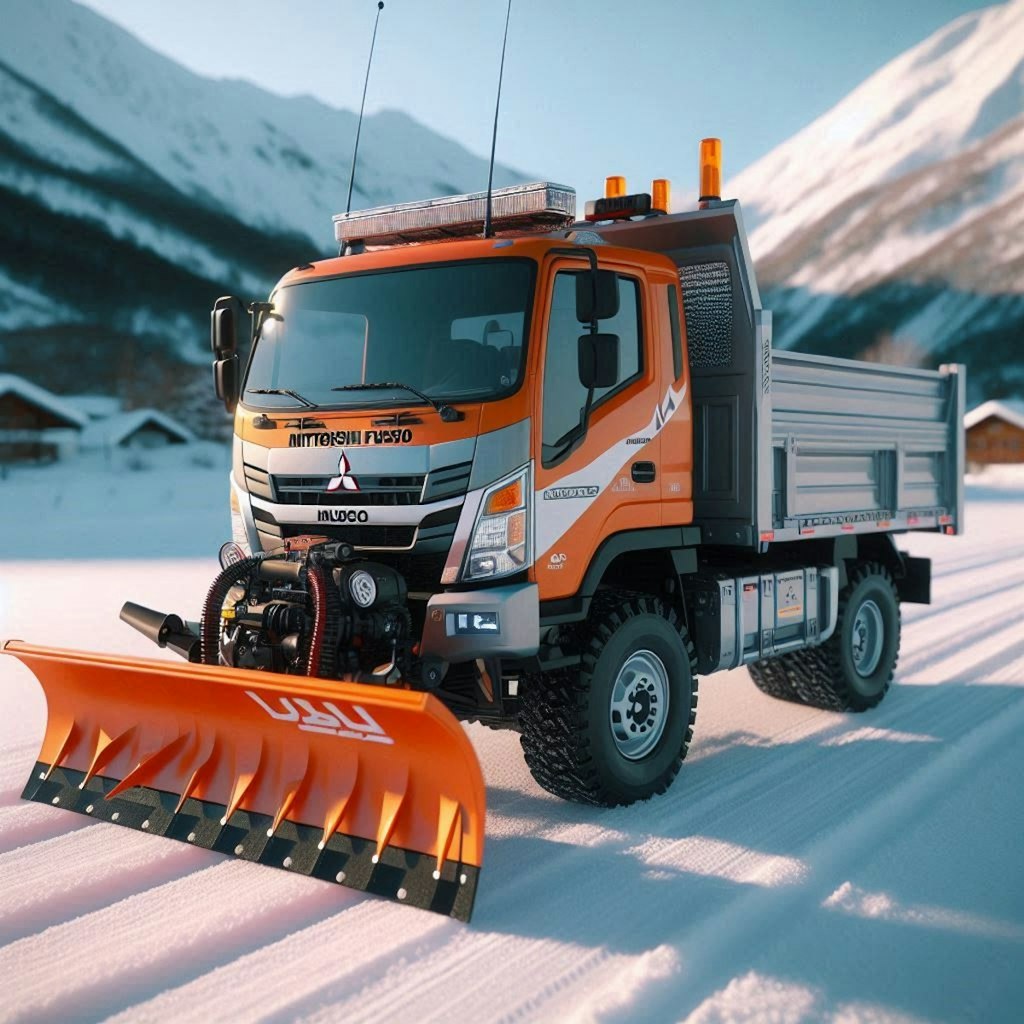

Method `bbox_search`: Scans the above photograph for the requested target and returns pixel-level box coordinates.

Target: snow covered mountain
[0,0,525,405]
[732,0,1024,401]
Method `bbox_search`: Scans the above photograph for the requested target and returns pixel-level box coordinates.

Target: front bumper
[421,583,539,663]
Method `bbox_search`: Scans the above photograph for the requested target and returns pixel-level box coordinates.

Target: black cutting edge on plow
[24,763,479,922]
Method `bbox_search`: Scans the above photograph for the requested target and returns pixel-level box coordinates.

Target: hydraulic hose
[200,557,261,665]
[305,560,341,679]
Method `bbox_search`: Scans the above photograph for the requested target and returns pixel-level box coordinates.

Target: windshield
[244,259,535,410]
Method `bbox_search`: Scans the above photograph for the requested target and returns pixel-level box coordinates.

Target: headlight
[462,465,531,582]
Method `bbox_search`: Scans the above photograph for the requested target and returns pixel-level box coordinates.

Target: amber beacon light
[604,175,627,199]
[651,178,671,214]
[699,138,722,203]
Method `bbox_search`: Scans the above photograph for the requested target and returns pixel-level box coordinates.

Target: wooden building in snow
[964,400,1024,468]
[0,374,87,463]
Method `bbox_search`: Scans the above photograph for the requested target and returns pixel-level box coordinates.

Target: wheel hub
[851,598,884,677]
[609,649,670,760]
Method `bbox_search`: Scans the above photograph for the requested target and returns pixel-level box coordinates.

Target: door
[534,262,663,600]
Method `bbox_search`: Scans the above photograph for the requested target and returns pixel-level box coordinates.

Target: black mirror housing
[576,270,619,323]
[211,296,245,357]
[213,356,239,412]
[578,333,620,390]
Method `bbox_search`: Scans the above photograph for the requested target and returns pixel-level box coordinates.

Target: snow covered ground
[1,464,1022,1022]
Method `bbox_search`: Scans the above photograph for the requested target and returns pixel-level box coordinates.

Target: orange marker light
[699,138,722,203]
[506,510,526,548]
[604,175,627,199]
[484,477,524,515]
[652,178,671,214]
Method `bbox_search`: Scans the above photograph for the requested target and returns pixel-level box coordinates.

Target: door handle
[631,461,656,483]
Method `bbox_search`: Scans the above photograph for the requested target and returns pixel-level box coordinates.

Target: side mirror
[213,355,239,413]
[576,270,619,323]
[211,296,244,412]
[578,333,620,390]
[211,296,245,357]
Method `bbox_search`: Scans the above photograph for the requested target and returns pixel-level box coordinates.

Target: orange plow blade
[3,640,486,921]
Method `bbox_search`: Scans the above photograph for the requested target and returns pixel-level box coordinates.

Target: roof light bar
[333,181,576,249]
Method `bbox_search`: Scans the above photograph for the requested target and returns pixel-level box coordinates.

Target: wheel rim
[608,649,670,760]
[851,599,885,677]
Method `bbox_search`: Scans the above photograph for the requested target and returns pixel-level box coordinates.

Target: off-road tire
[748,561,900,712]
[519,594,698,806]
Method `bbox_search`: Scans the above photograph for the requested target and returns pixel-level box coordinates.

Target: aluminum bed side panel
[769,351,964,538]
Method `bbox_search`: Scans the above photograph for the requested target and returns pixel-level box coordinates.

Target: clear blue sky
[78,0,995,206]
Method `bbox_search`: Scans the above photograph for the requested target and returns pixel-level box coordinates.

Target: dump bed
[590,203,965,549]
[766,350,964,543]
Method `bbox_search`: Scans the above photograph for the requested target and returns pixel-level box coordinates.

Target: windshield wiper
[331,382,463,422]
[246,387,318,409]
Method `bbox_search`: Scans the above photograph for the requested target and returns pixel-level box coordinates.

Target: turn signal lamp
[484,475,524,515]
[699,138,722,203]
[652,178,671,214]
[604,175,627,199]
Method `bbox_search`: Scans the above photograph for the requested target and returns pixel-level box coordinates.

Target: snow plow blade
[3,640,486,921]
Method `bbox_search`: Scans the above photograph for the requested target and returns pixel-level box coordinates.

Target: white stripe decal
[535,381,687,556]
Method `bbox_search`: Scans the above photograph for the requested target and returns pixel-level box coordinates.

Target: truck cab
[221,201,703,681]
[211,167,963,805]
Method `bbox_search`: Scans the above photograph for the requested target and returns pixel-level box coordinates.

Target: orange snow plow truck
[4,142,965,921]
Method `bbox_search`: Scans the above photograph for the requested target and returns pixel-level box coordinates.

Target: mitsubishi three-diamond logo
[326,452,360,492]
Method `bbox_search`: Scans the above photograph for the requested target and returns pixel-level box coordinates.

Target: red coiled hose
[305,561,341,678]
[200,557,261,665]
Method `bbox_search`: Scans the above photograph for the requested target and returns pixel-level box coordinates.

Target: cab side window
[542,271,642,465]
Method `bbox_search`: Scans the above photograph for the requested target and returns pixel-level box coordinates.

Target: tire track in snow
[0,801,91,855]
[0,822,210,943]
[0,741,44,798]
[642,686,1024,1022]
[906,573,1024,627]
[102,901,454,1024]
[931,543,1024,579]
[0,860,354,1024]
[899,603,1024,678]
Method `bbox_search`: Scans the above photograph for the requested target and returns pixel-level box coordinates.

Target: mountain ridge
[0,0,528,420]
[730,0,1024,399]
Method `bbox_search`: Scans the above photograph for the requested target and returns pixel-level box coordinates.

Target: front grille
[269,461,473,507]
[271,474,425,506]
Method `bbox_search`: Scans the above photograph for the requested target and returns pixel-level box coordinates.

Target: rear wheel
[519,594,698,806]
[748,561,900,712]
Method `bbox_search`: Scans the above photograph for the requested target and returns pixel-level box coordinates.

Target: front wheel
[519,594,698,806]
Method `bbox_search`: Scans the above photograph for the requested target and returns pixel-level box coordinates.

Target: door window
[542,272,642,466]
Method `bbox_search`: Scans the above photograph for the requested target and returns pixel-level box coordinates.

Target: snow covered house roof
[964,399,1024,432]
[0,374,89,430]
[66,394,123,421]
[80,408,195,448]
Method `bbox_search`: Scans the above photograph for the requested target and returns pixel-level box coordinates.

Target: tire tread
[748,561,900,712]
[519,592,698,805]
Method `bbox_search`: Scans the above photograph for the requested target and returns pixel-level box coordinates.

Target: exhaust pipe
[120,602,201,663]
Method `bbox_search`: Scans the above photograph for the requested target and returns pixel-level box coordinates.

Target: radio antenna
[345,1,385,217]
[483,0,513,239]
